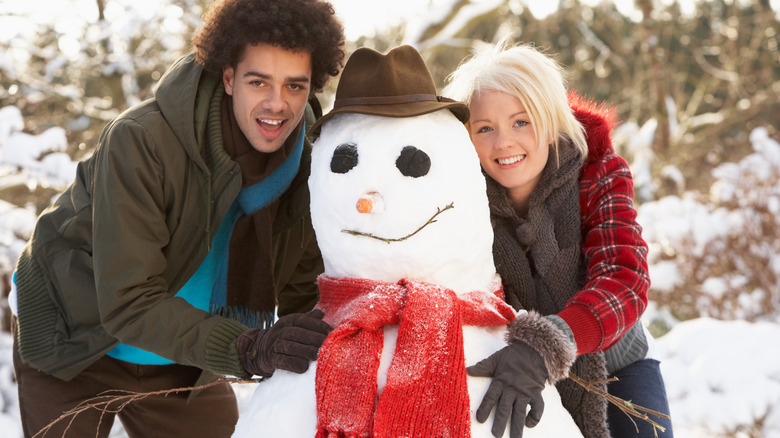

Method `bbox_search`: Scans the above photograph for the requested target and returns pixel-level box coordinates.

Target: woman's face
[467,90,549,208]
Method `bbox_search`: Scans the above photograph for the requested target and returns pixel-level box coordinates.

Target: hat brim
[308,101,469,137]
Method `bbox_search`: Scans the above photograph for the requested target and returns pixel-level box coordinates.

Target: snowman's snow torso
[232,326,577,438]
[231,112,583,438]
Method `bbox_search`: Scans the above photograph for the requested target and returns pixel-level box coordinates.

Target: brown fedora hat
[309,45,469,135]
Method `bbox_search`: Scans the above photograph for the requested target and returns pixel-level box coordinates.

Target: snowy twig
[341,202,455,243]
[32,377,257,438]
[569,371,670,437]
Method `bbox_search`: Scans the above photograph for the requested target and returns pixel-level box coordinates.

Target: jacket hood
[153,53,222,168]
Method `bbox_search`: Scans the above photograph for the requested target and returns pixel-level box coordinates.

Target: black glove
[467,341,549,438]
[236,309,331,377]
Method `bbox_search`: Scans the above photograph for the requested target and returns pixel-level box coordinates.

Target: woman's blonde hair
[443,37,588,160]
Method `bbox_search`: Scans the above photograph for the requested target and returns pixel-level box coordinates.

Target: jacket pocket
[43,243,101,338]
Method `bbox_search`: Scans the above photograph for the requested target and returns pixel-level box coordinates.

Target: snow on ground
[657,318,780,437]
[0,334,22,438]
[0,319,778,437]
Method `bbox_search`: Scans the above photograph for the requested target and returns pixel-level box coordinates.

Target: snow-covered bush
[639,128,780,323]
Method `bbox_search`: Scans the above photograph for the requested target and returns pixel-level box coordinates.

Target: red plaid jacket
[557,94,650,354]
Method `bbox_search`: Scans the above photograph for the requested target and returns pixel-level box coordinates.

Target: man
[11,0,345,436]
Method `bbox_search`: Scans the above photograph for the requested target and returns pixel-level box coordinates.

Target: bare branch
[33,377,258,438]
[569,372,670,436]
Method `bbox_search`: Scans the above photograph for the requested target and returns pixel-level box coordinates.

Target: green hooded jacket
[14,54,323,381]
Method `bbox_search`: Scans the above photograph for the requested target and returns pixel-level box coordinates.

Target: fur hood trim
[506,310,577,384]
[568,91,618,166]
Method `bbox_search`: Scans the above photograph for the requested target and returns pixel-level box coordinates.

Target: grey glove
[468,341,549,438]
[236,309,331,377]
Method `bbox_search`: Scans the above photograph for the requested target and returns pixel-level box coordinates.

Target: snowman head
[308,45,497,293]
[309,46,495,292]
[309,109,496,293]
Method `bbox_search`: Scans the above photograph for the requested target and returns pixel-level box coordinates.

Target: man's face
[223,43,312,153]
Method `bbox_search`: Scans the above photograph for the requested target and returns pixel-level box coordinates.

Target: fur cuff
[506,310,577,384]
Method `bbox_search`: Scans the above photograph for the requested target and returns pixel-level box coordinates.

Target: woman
[443,40,673,438]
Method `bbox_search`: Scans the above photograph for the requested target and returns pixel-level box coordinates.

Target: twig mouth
[341,202,455,244]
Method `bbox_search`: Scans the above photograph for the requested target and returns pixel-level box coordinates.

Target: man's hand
[467,341,549,438]
[236,309,331,377]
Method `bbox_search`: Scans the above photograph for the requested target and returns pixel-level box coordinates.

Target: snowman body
[232,111,582,438]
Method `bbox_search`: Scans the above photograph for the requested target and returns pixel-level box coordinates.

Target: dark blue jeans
[607,359,674,437]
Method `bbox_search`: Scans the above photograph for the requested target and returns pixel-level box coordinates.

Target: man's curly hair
[192,0,345,93]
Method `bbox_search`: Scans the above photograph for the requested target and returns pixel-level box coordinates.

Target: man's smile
[256,117,287,138]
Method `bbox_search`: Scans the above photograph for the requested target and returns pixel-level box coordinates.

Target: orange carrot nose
[356,197,373,214]
[356,192,384,214]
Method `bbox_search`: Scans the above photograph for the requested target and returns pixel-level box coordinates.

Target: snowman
[232,46,583,438]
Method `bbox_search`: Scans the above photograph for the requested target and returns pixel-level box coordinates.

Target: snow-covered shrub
[639,128,780,323]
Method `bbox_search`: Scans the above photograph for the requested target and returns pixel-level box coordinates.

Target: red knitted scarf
[314,275,516,438]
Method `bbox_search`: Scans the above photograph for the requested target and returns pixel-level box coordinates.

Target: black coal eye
[330,143,358,174]
[396,146,431,178]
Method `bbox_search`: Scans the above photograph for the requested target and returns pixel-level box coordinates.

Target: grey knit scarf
[488,140,611,438]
